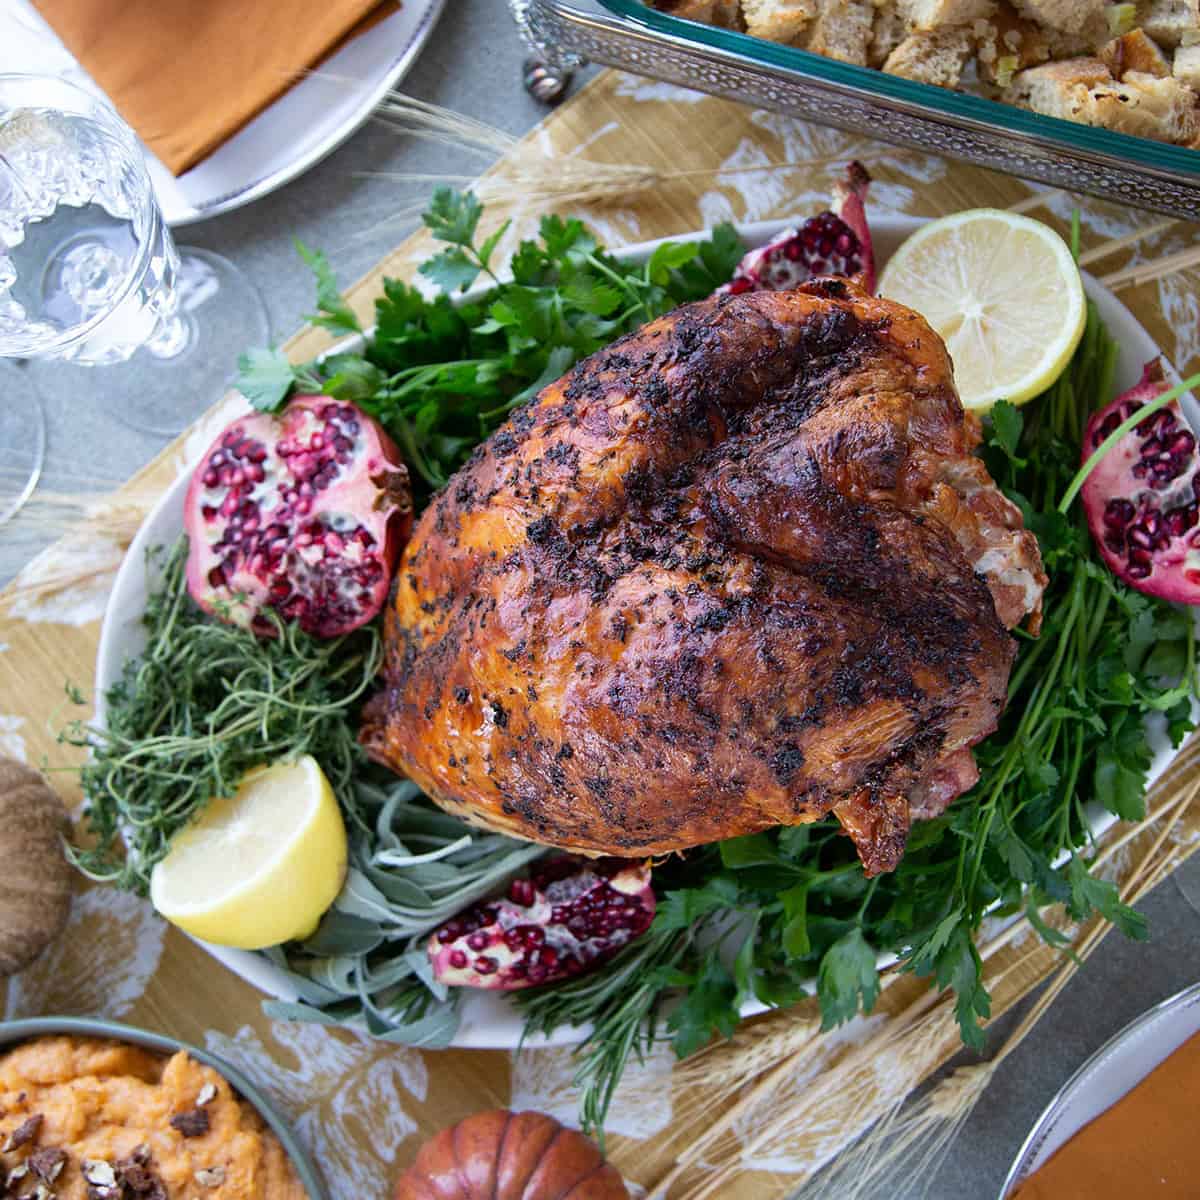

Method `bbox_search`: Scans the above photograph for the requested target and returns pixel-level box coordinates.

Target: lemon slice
[878,209,1086,412]
[150,756,347,950]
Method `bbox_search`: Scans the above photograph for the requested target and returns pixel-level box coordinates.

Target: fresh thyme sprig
[66,539,382,893]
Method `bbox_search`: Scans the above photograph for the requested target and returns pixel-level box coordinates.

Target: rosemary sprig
[516,915,711,1139]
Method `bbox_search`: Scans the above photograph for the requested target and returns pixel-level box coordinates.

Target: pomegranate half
[184,396,413,638]
[721,161,876,296]
[429,856,655,991]
[1081,359,1200,604]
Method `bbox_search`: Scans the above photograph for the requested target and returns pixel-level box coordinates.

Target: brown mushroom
[394,1110,630,1200]
[0,757,72,978]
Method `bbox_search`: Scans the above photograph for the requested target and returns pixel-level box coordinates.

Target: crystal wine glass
[0,73,269,520]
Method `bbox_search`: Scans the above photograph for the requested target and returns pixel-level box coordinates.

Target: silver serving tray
[526,0,1200,219]
[1001,980,1200,1197]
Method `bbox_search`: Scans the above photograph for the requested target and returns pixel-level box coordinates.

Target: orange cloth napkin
[1009,1030,1200,1199]
[32,0,397,175]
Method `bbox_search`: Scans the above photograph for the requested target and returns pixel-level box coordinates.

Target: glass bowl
[526,0,1200,217]
[0,1016,328,1198]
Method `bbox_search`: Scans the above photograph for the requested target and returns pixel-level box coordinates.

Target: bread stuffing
[646,0,1200,146]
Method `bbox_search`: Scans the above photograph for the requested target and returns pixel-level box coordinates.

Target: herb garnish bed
[72,192,1200,1133]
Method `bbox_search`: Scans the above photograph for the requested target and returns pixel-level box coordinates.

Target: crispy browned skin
[361,280,1046,875]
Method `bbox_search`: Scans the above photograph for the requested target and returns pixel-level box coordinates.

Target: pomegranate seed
[1165,507,1193,536]
[1103,499,1135,528]
[474,956,498,974]
[448,950,467,969]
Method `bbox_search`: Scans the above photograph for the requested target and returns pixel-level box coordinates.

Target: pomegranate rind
[183,395,413,639]
[721,161,875,297]
[1081,359,1200,605]
[832,161,876,295]
[428,856,655,991]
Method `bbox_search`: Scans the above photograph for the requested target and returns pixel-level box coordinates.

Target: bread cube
[1101,27,1173,76]
[884,25,976,84]
[742,0,817,41]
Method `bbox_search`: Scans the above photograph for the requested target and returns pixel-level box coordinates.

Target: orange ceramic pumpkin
[394,1110,630,1200]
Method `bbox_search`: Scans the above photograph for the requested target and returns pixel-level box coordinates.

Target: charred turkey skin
[361,280,1045,875]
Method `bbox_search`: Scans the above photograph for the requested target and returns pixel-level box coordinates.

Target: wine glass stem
[0,368,46,527]
[143,312,195,359]
[142,246,225,360]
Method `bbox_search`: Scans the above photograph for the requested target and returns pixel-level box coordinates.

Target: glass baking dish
[525,0,1200,218]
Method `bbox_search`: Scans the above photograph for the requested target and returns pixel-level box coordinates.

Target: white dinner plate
[95,215,1197,1049]
[2,0,445,226]
[1001,980,1200,1197]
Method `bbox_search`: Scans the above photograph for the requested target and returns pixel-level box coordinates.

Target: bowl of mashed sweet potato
[0,1018,326,1199]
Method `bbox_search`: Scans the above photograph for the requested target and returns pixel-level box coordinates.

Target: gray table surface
[6,0,1200,1195]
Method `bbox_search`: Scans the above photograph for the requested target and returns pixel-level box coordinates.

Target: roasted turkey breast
[361,279,1046,875]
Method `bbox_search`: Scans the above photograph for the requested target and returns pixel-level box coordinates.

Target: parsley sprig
[236,188,744,505]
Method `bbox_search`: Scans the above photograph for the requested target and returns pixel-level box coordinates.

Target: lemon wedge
[150,756,347,950]
[878,208,1086,412]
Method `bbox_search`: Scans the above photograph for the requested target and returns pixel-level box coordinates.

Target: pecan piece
[28,1147,66,1184]
[2,1115,42,1152]
[169,1108,210,1138]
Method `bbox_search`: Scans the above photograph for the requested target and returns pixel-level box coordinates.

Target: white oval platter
[96,214,1196,1049]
